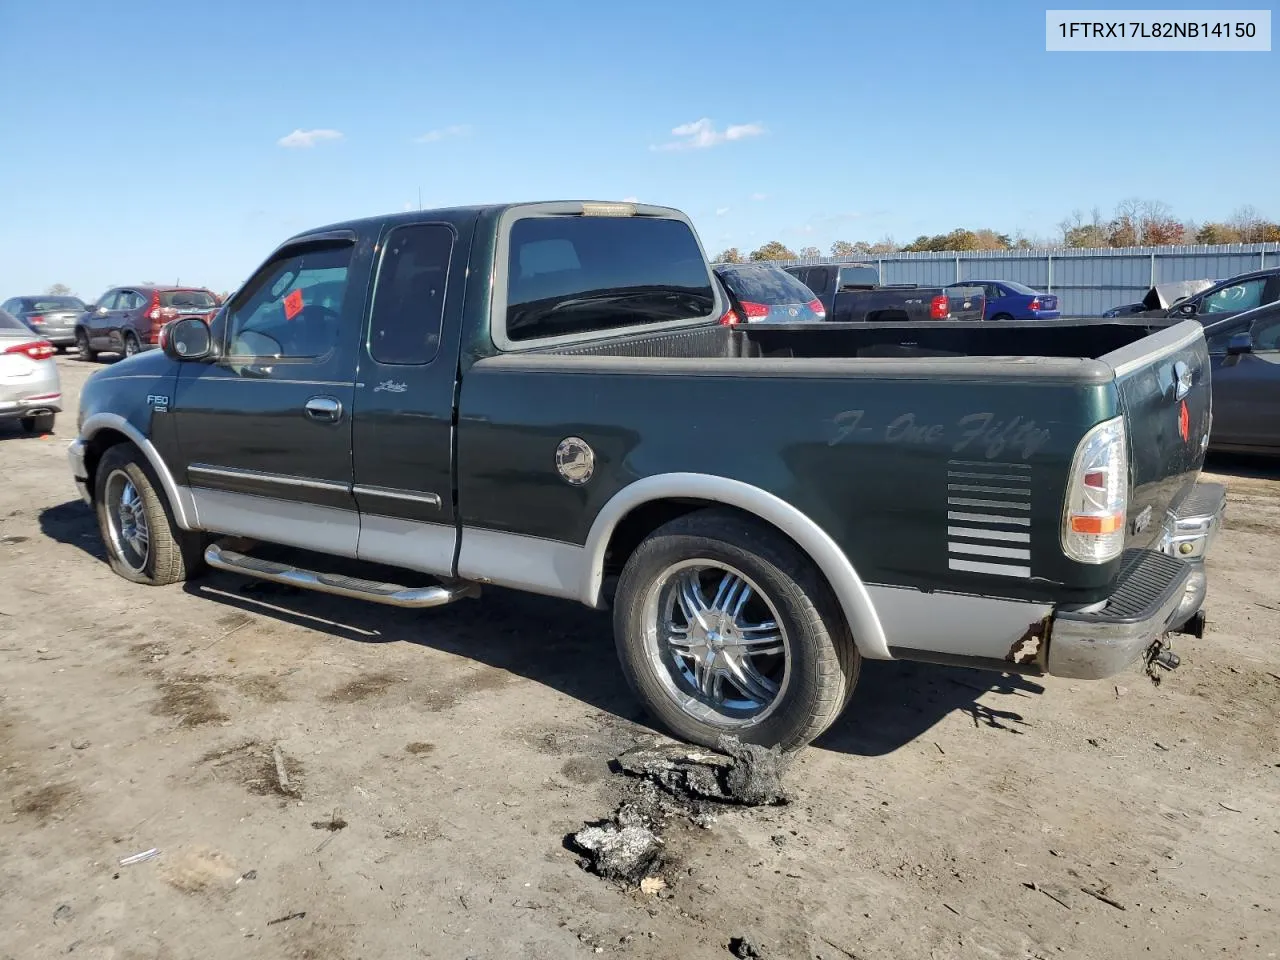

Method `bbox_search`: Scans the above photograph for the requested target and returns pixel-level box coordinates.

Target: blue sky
[1,0,1276,297]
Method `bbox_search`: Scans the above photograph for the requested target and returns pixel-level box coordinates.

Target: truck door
[351,220,468,576]
[170,232,367,556]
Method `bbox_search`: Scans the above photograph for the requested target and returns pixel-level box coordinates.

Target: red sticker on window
[283,288,304,320]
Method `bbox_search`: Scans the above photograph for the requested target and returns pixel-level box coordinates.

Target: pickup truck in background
[785,262,985,322]
[69,201,1224,752]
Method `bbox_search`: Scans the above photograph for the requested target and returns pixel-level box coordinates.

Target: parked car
[1196,302,1280,454]
[786,263,985,322]
[0,295,87,350]
[0,308,60,433]
[1132,269,1280,324]
[1103,280,1219,318]
[713,263,825,323]
[945,280,1060,321]
[76,286,219,360]
[70,200,1222,751]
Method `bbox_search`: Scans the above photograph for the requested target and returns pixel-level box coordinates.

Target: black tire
[75,329,97,361]
[19,413,55,434]
[123,332,141,357]
[613,508,859,751]
[94,444,205,585]
[56,344,68,354]
[990,313,1014,323]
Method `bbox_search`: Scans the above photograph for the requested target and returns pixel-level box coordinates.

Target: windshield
[161,290,218,309]
[716,265,817,304]
[29,297,85,312]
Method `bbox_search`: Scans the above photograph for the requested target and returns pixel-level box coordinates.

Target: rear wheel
[123,333,141,357]
[613,509,859,751]
[75,329,97,361]
[20,413,55,435]
[94,445,205,585]
[56,345,68,354]
[990,313,1014,322]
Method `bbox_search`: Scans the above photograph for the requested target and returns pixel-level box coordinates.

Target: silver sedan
[0,308,61,434]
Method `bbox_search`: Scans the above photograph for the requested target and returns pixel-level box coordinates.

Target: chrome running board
[205,541,480,609]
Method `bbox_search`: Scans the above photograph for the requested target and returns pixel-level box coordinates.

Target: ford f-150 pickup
[68,201,1225,751]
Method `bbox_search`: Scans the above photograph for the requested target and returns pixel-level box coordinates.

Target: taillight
[1062,417,1128,563]
[28,314,46,325]
[738,301,770,321]
[157,322,170,350]
[807,298,826,319]
[147,289,162,321]
[719,309,740,326]
[4,340,56,361]
[929,295,949,319]
[1028,297,1041,311]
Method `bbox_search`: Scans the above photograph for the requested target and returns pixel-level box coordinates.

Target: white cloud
[414,124,472,143]
[750,192,769,201]
[651,118,765,152]
[277,128,343,148]
[715,206,731,216]
[621,196,640,203]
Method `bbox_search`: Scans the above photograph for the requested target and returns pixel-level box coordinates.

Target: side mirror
[162,317,212,361]
[1225,332,1252,357]
[1178,301,1198,316]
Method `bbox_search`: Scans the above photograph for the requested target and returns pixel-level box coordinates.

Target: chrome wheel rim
[124,337,138,356]
[642,560,790,728]
[104,469,149,572]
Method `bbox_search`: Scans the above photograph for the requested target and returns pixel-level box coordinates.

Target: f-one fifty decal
[830,410,1050,459]
[946,459,1032,578]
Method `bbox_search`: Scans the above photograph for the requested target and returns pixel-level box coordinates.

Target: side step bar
[205,542,480,609]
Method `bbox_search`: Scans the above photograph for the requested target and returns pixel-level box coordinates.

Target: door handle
[305,396,343,422]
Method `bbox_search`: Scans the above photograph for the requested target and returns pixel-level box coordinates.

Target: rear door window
[367,223,454,364]
[503,215,715,344]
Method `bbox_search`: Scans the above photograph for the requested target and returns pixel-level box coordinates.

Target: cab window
[225,244,353,359]
[367,224,454,365]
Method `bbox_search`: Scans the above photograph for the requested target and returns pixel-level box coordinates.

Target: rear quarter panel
[457,358,1124,603]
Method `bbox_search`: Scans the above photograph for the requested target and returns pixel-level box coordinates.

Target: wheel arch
[80,413,198,530]
[581,473,890,659]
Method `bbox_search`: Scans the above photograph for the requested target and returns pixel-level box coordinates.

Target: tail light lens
[1062,417,1129,563]
[4,340,56,361]
[1028,297,1041,311]
[807,298,826,319]
[737,301,771,321]
[719,309,740,326]
[146,290,162,321]
[28,314,46,325]
[929,295,949,319]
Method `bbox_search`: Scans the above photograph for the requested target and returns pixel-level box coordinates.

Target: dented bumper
[1046,481,1225,680]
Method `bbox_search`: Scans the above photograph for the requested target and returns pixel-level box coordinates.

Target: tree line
[714,201,1280,263]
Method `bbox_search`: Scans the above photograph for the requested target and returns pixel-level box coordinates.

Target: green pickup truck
[68,201,1225,750]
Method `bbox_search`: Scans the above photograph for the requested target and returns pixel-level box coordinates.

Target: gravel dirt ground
[2,355,1277,960]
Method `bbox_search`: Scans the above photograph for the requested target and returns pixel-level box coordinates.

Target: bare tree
[798,246,822,259]
[45,283,74,296]
[714,247,743,263]
[829,240,856,258]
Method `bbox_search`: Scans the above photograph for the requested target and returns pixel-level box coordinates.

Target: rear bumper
[0,393,62,421]
[1046,481,1225,680]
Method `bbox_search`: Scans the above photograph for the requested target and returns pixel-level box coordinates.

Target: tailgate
[1102,320,1211,551]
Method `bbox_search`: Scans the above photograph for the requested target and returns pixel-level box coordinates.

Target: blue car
[946,280,1061,321]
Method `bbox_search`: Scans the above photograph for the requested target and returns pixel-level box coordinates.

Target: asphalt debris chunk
[568,802,663,885]
[616,735,791,808]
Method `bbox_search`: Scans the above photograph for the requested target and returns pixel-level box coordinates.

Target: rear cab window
[495,208,718,348]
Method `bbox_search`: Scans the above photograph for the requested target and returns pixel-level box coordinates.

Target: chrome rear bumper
[1046,481,1225,680]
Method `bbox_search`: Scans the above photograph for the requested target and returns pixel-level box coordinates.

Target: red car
[75,285,219,360]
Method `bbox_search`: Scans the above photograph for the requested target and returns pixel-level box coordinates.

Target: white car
[0,308,61,433]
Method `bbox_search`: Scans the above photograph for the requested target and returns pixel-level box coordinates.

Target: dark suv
[76,286,219,360]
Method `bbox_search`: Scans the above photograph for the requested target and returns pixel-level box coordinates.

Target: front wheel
[94,445,205,585]
[75,329,97,361]
[123,333,141,357]
[613,509,859,751]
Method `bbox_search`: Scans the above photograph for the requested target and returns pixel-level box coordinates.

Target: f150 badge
[147,394,170,413]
